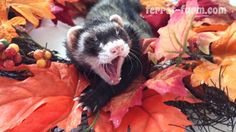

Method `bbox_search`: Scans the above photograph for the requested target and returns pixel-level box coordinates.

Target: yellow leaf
[6,16,26,26]
[5,0,55,27]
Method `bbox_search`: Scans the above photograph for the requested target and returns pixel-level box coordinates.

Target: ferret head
[66,14,131,85]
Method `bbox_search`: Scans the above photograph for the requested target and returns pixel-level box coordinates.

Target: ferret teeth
[119,77,121,81]
[111,80,114,84]
[73,97,80,101]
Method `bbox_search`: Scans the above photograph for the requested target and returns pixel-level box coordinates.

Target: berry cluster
[33,49,52,68]
[0,39,22,69]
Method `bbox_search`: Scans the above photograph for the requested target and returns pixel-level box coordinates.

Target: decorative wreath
[0,0,236,132]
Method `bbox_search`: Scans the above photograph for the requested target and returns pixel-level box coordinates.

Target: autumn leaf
[191,21,236,100]
[0,1,7,21]
[51,2,75,26]
[89,111,114,132]
[191,61,236,100]
[141,11,170,36]
[116,90,192,132]
[55,0,79,5]
[140,0,175,10]
[192,31,224,54]
[211,21,236,63]
[4,0,55,27]
[142,38,159,63]
[190,61,217,87]
[155,0,198,62]
[0,1,26,42]
[0,62,89,131]
[56,102,83,132]
[146,66,191,96]
[103,76,145,128]
[0,17,26,42]
[193,24,229,33]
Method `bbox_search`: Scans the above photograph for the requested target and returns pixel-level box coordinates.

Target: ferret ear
[109,14,124,27]
[66,25,83,50]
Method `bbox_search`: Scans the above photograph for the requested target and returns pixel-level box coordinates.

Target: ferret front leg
[78,82,114,113]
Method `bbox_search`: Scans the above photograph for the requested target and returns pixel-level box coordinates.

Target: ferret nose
[110,45,124,54]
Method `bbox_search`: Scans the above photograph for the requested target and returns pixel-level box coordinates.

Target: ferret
[66,0,152,113]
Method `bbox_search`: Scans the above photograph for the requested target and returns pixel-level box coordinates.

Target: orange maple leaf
[0,1,26,41]
[0,17,26,42]
[116,90,192,132]
[191,21,236,100]
[3,0,55,27]
[140,0,174,10]
[0,63,88,131]
[55,0,79,5]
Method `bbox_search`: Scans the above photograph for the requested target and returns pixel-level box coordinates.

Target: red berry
[4,48,17,58]
[33,50,44,60]
[14,53,22,64]
[3,60,15,69]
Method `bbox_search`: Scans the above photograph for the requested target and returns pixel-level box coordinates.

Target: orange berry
[8,43,20,52]
[44,50,52,60]
[36,59,47,68]
[33,50,44,60]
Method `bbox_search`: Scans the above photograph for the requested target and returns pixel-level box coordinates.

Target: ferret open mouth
[98,57,125,85]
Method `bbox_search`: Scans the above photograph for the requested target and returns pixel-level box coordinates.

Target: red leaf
[51,2,75,26]
[103,76,145,128]
[90,111,114,132]
[145,66,191,96]
[116,90,192,132]
[0,62,89,131]
[8,97,74,132]
[141,11,170,36]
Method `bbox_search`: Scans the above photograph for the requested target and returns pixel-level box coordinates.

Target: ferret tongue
[104,57,120,84]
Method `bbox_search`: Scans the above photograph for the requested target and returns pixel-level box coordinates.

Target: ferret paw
[76,87,110,113]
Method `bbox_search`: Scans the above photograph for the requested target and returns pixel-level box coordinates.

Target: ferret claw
[80,93,86,96]
[200,80,205,84]
[83,106,91,112]
[73,97,80,101]
[77,103,84,107]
